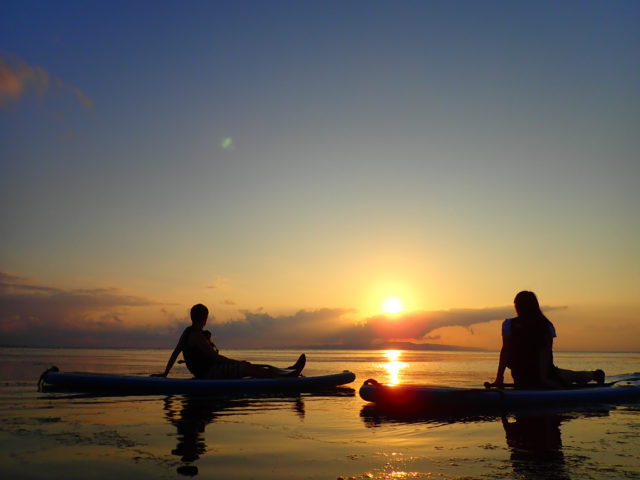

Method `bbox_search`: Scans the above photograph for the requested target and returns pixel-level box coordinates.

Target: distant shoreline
[0,344,637,354]
[0,343,481,351]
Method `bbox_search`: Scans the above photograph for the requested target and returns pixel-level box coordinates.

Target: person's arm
[163,343,182,376]
[492,336,509,387]
[151,341,182,377]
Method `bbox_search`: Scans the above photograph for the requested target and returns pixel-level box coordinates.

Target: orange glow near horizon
[383,350,408,385]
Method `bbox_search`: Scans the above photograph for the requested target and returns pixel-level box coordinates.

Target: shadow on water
[360,403,615,480]
[164,388,355,477]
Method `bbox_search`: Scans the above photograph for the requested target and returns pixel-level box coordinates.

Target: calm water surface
[0,348,638,479]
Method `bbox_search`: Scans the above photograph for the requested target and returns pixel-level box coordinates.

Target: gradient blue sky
[1,1,639,350]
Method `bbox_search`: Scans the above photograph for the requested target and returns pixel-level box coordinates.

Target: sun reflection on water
[383,350,408,385]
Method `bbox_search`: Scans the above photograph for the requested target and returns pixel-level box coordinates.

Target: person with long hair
[492,291,604,388]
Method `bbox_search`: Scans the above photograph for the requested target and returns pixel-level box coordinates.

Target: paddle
[484,381,514,389]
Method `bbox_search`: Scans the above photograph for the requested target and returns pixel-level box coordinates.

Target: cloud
[212,308,358,348]
[211,303,568,349]
[206,276,231,290]
[0,271,169,347]
[0,270,567,349]
[0,52,93,108]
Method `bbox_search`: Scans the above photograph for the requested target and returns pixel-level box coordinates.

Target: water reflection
[163,389,353,476]
[360,404,611,480]
[502,413,569,480]
[162,394,304,476]
[383,350,408,385]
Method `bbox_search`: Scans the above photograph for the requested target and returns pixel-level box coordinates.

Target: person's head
[190,303,209,326]
[514,291,542,319]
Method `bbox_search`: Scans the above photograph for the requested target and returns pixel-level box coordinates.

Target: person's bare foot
[287,354,306,376]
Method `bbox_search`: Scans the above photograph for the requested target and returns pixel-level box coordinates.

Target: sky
[1,1,639,351]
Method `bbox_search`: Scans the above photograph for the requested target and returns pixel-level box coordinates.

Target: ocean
[0,348,638,479]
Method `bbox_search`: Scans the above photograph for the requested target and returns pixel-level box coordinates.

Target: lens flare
[221,137,234,149]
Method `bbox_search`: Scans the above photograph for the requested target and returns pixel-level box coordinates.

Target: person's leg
[246,354,306,376]
[554,367,605,385]
[235,360,293,378]
[207,360,262,379]
[208,355,307,379]
[240,362,289,378]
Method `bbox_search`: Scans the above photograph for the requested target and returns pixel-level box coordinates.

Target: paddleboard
[39,368,356,394]
[359,378,640,411]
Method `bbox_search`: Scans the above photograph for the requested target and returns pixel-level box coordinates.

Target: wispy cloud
[0,52,93,108]
[206,276,231,290]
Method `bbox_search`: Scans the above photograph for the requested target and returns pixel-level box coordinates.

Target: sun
[382,297,404,315]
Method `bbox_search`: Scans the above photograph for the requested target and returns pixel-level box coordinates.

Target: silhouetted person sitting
[491,291,604,389]
[155,304,305,379]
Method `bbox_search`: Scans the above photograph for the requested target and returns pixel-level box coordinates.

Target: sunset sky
[1,1,638,351]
